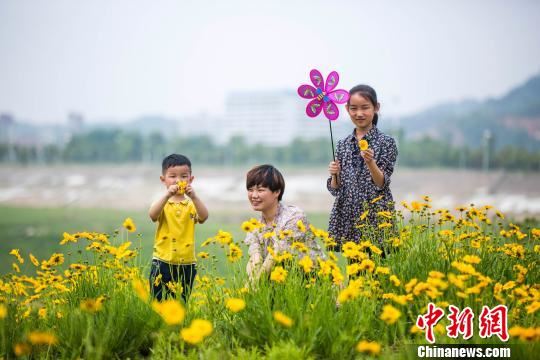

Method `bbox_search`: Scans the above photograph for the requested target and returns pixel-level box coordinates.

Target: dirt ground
[1,165,539,217]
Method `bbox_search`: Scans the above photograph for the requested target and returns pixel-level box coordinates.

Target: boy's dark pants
[149,259,197,303]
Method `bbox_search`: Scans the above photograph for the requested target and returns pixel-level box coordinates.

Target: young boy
[148,154,209,302]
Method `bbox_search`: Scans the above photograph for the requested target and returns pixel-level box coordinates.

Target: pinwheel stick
[328,119,336,161]
[328,119,340,184]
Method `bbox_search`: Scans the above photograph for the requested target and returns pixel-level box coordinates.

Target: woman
[243,164,324,280]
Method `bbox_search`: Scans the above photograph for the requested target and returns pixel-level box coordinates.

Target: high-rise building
[223,90,351,145]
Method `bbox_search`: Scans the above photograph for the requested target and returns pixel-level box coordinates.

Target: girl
[327,84,398,249]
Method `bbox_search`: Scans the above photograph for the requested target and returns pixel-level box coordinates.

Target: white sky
[1,0,539,123]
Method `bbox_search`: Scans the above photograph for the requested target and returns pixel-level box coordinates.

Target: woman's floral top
[243,202,324,272]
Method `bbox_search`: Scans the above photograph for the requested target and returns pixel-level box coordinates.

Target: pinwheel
[297,69,349,161]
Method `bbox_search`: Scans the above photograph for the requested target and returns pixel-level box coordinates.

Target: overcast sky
[1,0,539,123]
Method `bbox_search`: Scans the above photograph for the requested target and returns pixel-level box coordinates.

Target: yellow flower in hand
[359,139,369,151]
[177,180,187,195]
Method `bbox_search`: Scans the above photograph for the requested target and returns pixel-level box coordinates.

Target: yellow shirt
[153,199,198,264]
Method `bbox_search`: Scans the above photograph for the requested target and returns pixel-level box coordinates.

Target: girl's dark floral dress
[327,126,398,248]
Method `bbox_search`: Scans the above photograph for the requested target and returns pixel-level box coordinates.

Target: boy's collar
[168,198,190,205]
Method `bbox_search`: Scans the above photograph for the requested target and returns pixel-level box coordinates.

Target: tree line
[1,129,539,171]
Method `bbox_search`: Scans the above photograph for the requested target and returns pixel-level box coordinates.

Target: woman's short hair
[246,164,285,201]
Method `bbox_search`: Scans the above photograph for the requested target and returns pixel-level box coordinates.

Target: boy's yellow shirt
[153,198,198,264]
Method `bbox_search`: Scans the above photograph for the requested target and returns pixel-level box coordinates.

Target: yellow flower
[270,266,288,283]
[241,221,254,232]
[273,311,293,327]
[197,251,209,259]
[13,343,31,356]
[296,220,306,232]
[227,243,243,262]
[0,304,6,319]
[132,278,149,302]
[378,222,392,229]
[463,255,481,264]
[122,217,136,232]
[359,210,369,221]
[298,256,313,273]
[389,275,401,286]
[380,305,401,325]
[80,298,103,313]
[371,195,384,204]
[291,242,308,253]
[28,331,58,345]
[338,286,361,304]
[359,139,369,151]
[152,299,185,325]
[359,259,375,273]
[526,301,540,314]
[38,307,47,319]
[225,298,246,313]
[181,319,213,345]
[181,327,204,345]
[29,253,39,266]
[9,249,24,264]
[356,340,381,356]
[375,266,390,275]
[215,230,233,245]
[177,180,187,195]
[12,263,20,273]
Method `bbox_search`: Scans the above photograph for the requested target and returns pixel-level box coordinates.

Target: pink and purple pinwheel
[297,69,349,121]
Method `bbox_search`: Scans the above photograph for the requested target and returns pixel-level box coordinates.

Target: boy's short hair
[162,154,192,174]
[246,164,285,201]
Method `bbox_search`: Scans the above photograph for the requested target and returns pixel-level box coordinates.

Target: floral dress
[327,126,398,247]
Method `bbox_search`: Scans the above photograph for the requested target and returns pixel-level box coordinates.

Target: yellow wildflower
[296,220,306,232]
[12,263,20,273]
[298,256,313,273]
[9,249,24,264]
[359,210,369,221]
[132,278,149,302]
[380,304,401,325]
[227,243,243,262]
[273,311,293,327]
[28,331,58,345]
[359,139,369,151]
[13,343,31,356]
[0,304,6,319]
[291,242,308,253]
[241,221,254,232]
[122,217,136,232]
[356,340,381,355]
[38,307,47,319]
[80,298,103,313]
[225,298,246,313]
[371,195,384,204]
[389,275,401,286]
[181,319,213,345]
[270,266,288,283]
[177,180,187,195]
[152,299,185,325]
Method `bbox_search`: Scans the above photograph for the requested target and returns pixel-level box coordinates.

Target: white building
[222,90,351,145]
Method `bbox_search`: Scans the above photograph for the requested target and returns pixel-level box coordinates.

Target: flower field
[1,198,539,359]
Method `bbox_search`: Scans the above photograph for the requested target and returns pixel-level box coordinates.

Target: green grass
[0,205,330,275]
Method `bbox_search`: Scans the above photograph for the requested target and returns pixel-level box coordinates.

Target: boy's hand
[360,149,375,164]
[185,184,197,199]
[328,161,341,175]
[166,184,179,198]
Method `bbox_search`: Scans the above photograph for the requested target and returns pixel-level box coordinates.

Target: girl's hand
[166,184,179,198]
[360,149,375,164]
[328,161,341,175]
